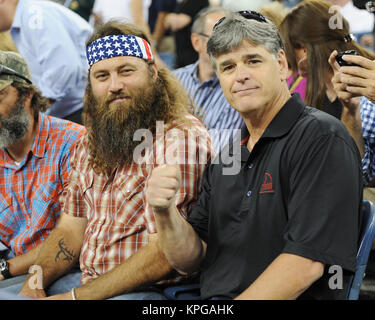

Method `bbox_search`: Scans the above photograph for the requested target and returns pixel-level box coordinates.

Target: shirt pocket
[86,221,147,248]
[31,182,61,230]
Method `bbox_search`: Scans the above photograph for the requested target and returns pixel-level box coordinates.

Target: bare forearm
[235,254,324,300]
[74,241,173,300]
[341,107,364,158]
[130,0,151,38]
[6,244,43,277]
[153,12,168,44]
[23,227,81,290]
[155,206,205,274]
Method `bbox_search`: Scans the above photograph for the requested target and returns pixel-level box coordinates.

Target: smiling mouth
[234,88,258,95]
[109,97,130,104]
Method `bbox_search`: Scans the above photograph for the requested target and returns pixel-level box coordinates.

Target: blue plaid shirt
[0,113,85,255]
[174,62,244,151]
[361,96,375,184]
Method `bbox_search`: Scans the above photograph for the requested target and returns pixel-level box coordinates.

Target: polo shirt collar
[234,94,305,162]
[240,93,305,143]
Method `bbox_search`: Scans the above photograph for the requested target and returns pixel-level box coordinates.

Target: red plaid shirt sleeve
[62,135,88,218]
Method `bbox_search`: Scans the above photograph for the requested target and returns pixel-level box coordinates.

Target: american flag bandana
[86,34,154,68]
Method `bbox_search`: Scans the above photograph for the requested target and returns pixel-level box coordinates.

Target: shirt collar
[240,93,305,143]
[31,112,49,159]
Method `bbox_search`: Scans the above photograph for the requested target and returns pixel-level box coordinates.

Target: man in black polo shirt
[145,11,363,299]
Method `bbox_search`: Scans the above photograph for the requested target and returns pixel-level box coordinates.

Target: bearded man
[11,21,213,300]
[0,51,85,288]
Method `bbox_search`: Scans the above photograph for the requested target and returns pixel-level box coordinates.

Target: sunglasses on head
[0,64,32,84]
[213,10,267,30]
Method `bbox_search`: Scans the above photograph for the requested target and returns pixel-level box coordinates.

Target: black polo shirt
[188,94,363,300]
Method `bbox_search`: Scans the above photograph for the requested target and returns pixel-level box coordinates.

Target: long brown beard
[84,76,175,173]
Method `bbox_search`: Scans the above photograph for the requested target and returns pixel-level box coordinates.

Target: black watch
[0,259,11,279]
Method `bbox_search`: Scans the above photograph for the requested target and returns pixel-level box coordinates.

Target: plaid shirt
[63,114,214,285]
[0,113,85,255]
[361,97,375,185]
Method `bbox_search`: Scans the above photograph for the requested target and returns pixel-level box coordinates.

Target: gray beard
[0,97,30,149]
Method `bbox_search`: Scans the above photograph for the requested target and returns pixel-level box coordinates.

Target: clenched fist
[146,165,181,211]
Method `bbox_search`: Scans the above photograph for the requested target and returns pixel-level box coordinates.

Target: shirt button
[247,190,252,197]
[248,163,254,169]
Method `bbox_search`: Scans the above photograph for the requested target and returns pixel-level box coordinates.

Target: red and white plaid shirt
[63,114,214,284]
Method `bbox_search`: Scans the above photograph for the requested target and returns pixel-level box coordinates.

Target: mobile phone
[335,50,359,67]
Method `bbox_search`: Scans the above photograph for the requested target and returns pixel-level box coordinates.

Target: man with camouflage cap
[0,51,85,288]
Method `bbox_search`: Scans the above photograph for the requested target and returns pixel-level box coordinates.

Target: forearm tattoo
[55,239,76,263]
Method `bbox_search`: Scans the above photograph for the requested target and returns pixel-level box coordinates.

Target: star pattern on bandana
[86,35,152,67]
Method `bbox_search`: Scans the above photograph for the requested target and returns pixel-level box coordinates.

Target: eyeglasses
[0,65,32,84]
[213,10,267,30]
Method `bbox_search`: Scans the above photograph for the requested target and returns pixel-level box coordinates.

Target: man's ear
[191,33,202,53]
[150,62,158,79]
[277,50,290,81]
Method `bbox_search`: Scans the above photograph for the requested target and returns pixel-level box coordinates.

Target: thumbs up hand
[146,165,182,212]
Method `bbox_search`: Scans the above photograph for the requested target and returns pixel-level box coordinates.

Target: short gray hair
[191,6,230,35]
[207,13,285,69]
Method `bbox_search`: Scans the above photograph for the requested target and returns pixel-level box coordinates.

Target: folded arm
[235,253,324,300]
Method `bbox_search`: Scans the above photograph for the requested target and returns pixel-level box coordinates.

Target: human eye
[247,58,261,65]
[120,67,134,75]
[221,64,235,73]
[95,73,108,81]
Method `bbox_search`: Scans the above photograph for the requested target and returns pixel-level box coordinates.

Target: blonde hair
[0,31,18,52]
[260,2,290,28]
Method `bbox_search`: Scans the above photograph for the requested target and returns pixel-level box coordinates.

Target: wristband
[71,288,76,300]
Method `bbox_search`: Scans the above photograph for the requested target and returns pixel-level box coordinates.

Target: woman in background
[279,0,375,119]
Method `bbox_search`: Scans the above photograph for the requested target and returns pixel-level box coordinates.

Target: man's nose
[235,64,250,83]
[108,74,123,93]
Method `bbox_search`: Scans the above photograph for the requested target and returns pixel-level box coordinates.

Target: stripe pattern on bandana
[86,35,154,68]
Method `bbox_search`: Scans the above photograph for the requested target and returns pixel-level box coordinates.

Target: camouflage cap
[0,51,32,91]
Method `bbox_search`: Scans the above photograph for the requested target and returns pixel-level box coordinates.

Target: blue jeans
[0,248,166,300]
[0,267,166,300]
[0,266,82,298]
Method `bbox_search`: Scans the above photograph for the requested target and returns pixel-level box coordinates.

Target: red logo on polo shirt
[260,172,275,194]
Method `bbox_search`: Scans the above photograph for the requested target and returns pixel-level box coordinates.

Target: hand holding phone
[335,50,360,67]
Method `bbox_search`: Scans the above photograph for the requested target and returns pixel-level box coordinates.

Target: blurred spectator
[280,0,375,185]
[148,0,177,69]
[174,6,244,151]
[66,0,96,22]
[353,0,375,51]
[259,1,307,101]
[165,0,209,68]
[221,0,272,11]
[328,0,374,51]
[260,1,290,27]
[281,0,303,8]
[0,0,92,124]
[93,0,151,36]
